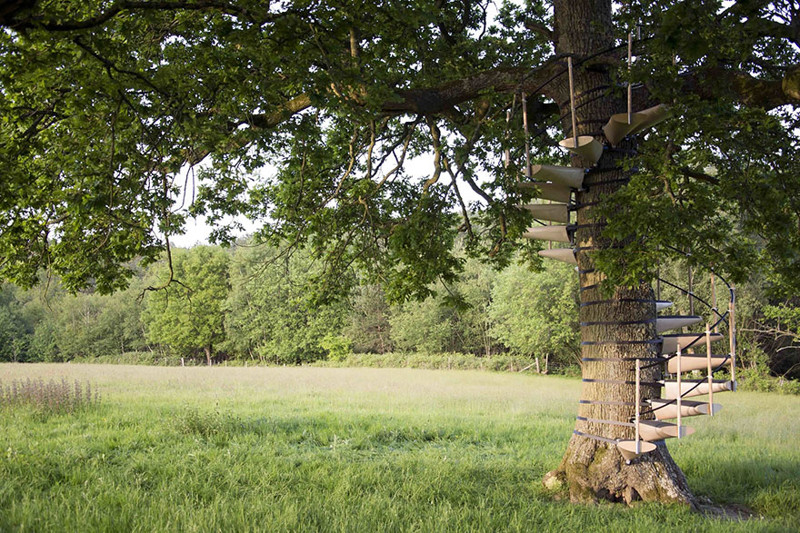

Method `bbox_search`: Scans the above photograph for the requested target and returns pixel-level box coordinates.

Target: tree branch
[380,64,562,114]
[680,64,800,110]
[524,20,554,42]
[3,0,267,31]
[239,63,561,134]
[677,166,720,186]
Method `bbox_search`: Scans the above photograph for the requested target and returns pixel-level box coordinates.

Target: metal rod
[706,323,714,416]
[505,109,511,169]
[627,33,633,124]
[729,288,737,388]
[688,265,694,316]
[568,57,578,147]
[677,345,682,438]
[656,250,661,300]
[710,272,718,333]
[635,358,641,454]
[522,92,531,178]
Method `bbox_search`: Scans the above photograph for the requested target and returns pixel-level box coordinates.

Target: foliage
[0,276,152,362]
[0,1,797,303]
[346,284,393,354]
[488,261,579,368]
[2,239,799,386]
[737,349,800,395]
[388,256,501,356]
[72,351,185,366]
[756,302,800,380]
[3,239,800,387]
[223,242,350,364]
[174,407,229,441]
[321,352,539,373]
[319,334,353,363]
[389,294,461,354]
[144,246,231,363]
[762,303,800,335]
[448,256,499,356]
[595,1,800,295]
[0,285,33,362]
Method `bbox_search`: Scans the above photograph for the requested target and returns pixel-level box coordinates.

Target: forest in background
[0,239,797,392]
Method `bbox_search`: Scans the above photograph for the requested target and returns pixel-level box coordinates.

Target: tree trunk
[543,0,697,506]
[205,345,213,366]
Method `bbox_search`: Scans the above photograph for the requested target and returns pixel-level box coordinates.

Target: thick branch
[680,64,800,110]
[677,166,720,186]
[245,60,799,136]
[524,20,554,42]
[240,63,561,134]
[243,94,314,129]
[2,0,265,30]
[380,64,562,114]
[185,60,800,164]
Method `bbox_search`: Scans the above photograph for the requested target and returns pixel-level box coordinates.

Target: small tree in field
[224,243,350,364]
[489,261,579,373]
[144,247,230,365]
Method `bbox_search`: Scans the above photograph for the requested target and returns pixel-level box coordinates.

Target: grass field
[1,364,798,532]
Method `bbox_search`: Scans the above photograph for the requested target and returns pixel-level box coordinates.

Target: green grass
[1,364,798,532]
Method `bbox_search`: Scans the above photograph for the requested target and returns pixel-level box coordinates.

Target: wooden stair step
[538,248,577,265]
[647,399,722,420]
[655,300,673,311]
[517,182,572,203]
[639,420,694,441]
[617,440,657,462]
[663,379,734,399]
[518,203,570,223]
[529,164,585,189]
[660,332,724,354]
[667,354,731,374]
[602,104,671,146]
[523,225,572,243]
[655,315,703,333]
[558,136,603,165]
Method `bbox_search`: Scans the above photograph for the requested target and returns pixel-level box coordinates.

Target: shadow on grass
[689,456,800,520]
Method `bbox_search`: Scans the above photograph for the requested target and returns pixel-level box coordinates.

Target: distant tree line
[0,240,797,387]
[0,240,581,369]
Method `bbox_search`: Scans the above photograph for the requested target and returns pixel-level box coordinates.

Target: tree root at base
[543,435,698,507]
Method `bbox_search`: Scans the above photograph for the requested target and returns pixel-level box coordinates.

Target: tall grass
[0,377,99,415]
[0,363,798,532]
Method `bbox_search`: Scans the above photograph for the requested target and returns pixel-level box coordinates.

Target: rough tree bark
[541,0,697,505]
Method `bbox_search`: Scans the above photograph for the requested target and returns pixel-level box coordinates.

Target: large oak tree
[1,0,799,505]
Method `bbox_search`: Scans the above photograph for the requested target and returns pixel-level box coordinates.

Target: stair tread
[661,332,724,338]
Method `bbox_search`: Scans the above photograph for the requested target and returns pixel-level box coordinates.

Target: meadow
[0,364,798,532]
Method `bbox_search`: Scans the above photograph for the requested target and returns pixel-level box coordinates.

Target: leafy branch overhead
[0,0,798,298]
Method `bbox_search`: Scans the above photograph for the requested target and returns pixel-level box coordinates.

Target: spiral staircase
[516,55,738,463]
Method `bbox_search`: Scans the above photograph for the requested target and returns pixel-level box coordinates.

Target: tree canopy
[1,0,798,300]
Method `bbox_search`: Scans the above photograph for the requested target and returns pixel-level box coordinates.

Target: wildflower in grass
[0,378,100,415]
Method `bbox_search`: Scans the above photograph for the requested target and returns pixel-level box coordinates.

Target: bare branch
[423,117,443,192]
